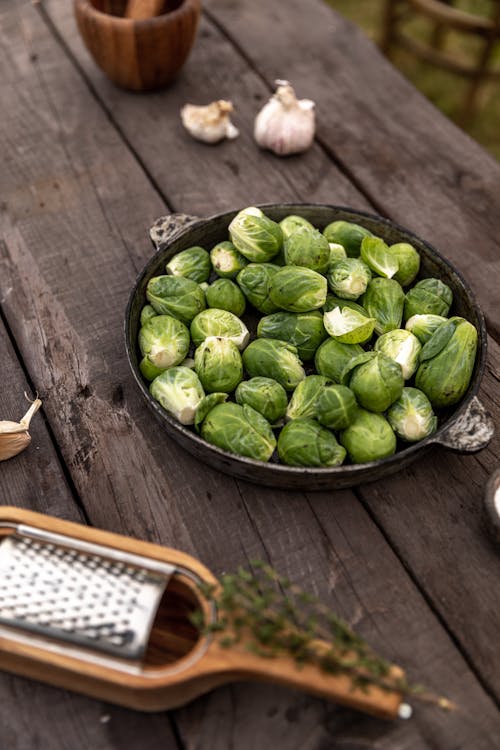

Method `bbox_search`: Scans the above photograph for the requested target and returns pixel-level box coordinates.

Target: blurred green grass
[326,0,500,160]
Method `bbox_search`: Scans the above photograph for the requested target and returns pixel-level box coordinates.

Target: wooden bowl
[74,0,201,91]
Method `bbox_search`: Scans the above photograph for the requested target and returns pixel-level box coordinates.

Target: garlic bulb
[254,80,315,156]
[0,396,42,461]
[181,100,239,144]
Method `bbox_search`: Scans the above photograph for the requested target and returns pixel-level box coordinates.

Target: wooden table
[1,1,499,747]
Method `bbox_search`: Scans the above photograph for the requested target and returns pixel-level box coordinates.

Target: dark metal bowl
[125,204,494,490]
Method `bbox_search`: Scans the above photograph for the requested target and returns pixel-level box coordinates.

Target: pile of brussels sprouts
[138,207,478,467]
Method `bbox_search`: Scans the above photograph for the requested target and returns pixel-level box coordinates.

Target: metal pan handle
[431,396,494,453]
[150,213,201,250]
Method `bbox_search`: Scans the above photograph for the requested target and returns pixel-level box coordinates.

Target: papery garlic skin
[181,100,239,144]
[254,80,315,156]
[0,397,42,461]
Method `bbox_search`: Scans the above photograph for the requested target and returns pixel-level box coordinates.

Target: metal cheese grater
[0,525,175,661]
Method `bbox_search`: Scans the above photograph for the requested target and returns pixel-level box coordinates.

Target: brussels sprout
[140,304,157,327]
[328,243,347,264]
[405,314,448,344]
[374,329,421,379]
[340,409,396,464]
[387,387,437,442]
[139,315,190,369]
[314,338,364,383]
[147,275,206,325]
[235,377,288,424]
[194,392,228,433]
[360,237,398,279]
[237,263,280,314]
[347,352,404,412]
[166,246,211,284]
[201,402,276,462]
[269,266,327,312]
[280,215,314,239]
[339,351,377,385]
[150,367,205,425]
[242,339,305,391]
[284,227,330,274]
[390,242,420,286]
[316,385,358,429]
[362,277,405,335]
[327,258,372,300]
[277,419,346,467]
[286,375,328,421]
[190,308,249,350]
[210,241,248,279]
[404,278,453,320]
[415,317,477,407]
[194,337,243,393]
[323,220,372,257]
[205,279,246,317]
[257,310,327,360]
[229,207,283,262]
[323,304,376,345]
[139,356,165,382]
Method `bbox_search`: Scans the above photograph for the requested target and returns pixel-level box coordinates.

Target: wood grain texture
[1,1,499,748]
[203,0,500,341]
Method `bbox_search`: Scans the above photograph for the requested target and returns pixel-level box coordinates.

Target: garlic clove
[0,397,42,461]
[181,100,239,144]
[254,80,315,156]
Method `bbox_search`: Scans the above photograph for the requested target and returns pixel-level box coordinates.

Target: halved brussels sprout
[405,314,448,344]
[323,304,376,345]
[340,409,396,464]
[390,242,420,286]
[316,385,357,429]
[237,263,280,314]
[404,278,453,320]
[146,275,206,325]
[328,243,347,264]
[284,227,330,274]
[360,237,398,279]
[140,304,157,327]
[314,339,364,383]
[150,366,205,425]
[387,388,437,442]
[362,277,405,335]
[415,317,477,407]
[201,402,276,462]
[205,279,246,317]
[139,315,190,369]
[374,329,421,379]
[347,352,404,412]
[323,220,372,257]
[257,310,327,360]
[279,215,315,239]
[285,375,328,421]
[269,266,327,312]
[194,337,243,393]
[242,339,305,391]
[277,419,346,467]
[327,258,372,300]
[139,356,165,382]
[190,308,249,350]
[235,377,288,423]
[194,392,228,433]
[166,246,211,284]
[210,241,248,279]
[229,207,283,262]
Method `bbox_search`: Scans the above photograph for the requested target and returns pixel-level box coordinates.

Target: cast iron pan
[125,205,494,490]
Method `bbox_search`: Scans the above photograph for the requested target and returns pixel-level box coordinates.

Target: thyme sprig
[191,561,454,711]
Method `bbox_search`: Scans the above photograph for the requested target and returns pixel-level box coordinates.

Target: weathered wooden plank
[1,2,499,748]
[203,0,500,340]
[42,0,500,711]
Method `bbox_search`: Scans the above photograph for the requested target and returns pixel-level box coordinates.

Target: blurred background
[326,0,500,160]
